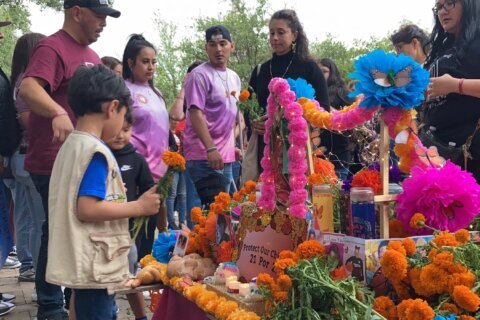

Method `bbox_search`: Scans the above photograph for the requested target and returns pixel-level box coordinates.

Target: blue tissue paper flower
[348,50,430,110]
[152,230,178,263]
[287,77,316,100]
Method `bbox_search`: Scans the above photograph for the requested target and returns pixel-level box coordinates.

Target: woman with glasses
[390,24,430,65]
[422,0,480,182]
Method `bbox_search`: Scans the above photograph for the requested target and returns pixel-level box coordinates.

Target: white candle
[239,283,250,296]
[227,280,240,293]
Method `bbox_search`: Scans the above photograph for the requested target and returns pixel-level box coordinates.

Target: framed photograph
[173,233,189,257]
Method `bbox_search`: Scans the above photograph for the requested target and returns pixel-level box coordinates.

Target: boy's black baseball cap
[205,25,232,42]
[64,0,121,18]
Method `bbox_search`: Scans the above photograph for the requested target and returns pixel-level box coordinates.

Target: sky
[27,0,435,59]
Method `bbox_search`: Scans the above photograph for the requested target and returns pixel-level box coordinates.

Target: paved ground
[0,268,154,320]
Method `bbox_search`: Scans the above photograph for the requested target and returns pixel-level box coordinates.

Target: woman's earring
[292,41,297,53]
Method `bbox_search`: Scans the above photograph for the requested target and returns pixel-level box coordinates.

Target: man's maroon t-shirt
[23,30,101,175]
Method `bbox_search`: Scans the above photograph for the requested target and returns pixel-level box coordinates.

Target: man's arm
[189,106,223,170]
[19,77,73,143]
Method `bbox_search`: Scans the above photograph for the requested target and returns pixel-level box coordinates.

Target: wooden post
[376,118,392,239]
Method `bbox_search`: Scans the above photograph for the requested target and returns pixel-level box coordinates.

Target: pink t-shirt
[184,62,240,163]
[126,80,169,181]
[23,30,101,175]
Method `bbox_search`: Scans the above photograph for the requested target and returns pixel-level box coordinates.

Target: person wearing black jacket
[247,9,330,175]
[107,112,153,320]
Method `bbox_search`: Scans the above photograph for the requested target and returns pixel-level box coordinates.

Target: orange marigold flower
[239,89,250,102]
[402,238,416,257]
[373,296,398,319]
[399,298,435,320]
[226,309,260,320]
[447,271,476,293]
[190,207,203,223]
[459,316,475,320]
[409,213,426,229]
[273,258,297,276]
[162,150,186,170]
[312,158,338,184]
[389,219,407,238]
[196,291,218,309]
[440,302,459,315]
[392,279,412,300]
[217,241,234,263]
[381,250,408,283]
[215,192,231,210]
[277,274,292,291]
[273,290,288,302]
[248,194,256,202]
[257,273,275,290]
[244,180,256,194]
[232,192,243,202]
[387,241,407,256]
[351,169,382,194]
[419,264,450,296]
[432,232,459,248]
[295,240,325,260]
[279,250,298,262]
[452,285,480,312]
[428,248,438,261]
[455,229,470,244]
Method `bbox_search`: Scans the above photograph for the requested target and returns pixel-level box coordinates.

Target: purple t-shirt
[126,80,169,181]
[23,30,101,175]
[184,62,240,163]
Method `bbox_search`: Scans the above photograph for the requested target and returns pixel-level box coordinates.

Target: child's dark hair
[124,107,133,125]
[68,64,131,117]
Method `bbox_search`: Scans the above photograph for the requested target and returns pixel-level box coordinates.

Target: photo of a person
[345,246,364,281]
[173,234,189,257]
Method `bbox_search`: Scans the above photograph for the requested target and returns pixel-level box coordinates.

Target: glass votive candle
[239,283,250,296]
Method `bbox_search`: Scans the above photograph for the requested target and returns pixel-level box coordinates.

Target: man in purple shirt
[18,1,120,319]
[184,25,241,205]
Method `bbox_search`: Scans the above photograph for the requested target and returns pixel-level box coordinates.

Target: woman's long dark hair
[122,34,160,96]
[10,32,46,87]
[425,0,480,68]
[319,58,352,107]
[270,9,311,62]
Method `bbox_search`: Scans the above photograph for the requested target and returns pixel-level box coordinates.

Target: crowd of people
[0,0,479,318]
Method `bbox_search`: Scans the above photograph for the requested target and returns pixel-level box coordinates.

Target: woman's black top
[424,37,480,160]
[248,50,330,170]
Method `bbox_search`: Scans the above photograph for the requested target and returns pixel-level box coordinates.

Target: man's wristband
[52,111,68,119]
[207,147,217,153]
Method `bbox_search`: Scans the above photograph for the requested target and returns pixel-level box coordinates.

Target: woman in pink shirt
[122,34,169,182]
[121,34,169,269]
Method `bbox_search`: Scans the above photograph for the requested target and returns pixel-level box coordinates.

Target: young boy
[107,111,153,320]
[46,65,160,319]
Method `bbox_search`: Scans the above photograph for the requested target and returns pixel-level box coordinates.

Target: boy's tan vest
[46,131,131,294]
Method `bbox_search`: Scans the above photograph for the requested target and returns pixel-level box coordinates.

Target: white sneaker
[3,257,21,269]
[0,301,15,316]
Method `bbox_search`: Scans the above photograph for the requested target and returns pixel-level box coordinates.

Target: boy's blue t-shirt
[78,152,108,199]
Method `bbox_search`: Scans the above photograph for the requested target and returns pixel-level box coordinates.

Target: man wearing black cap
[18,1,120,319]
[183,25,241,205]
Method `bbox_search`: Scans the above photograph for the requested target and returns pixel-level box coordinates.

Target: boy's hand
[137,186,161,216]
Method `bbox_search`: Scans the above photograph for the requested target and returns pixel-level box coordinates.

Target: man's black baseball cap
[64,0,121,18]
[205,25,232,43]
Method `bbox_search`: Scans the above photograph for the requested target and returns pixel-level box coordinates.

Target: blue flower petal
[287,77,316,100]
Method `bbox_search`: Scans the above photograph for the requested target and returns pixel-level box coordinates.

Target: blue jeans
[166,171,186,229]
[74,289,116,320]
[30,174,66,318]
[184,169,201,229]
[11,151,44,271]
[0,178,14,268]
[186,161,233,205]
[231,161,241,193]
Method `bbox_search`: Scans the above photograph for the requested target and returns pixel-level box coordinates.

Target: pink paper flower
[396,161,480,234]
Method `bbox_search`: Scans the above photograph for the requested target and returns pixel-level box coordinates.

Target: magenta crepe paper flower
[396,161,480,234]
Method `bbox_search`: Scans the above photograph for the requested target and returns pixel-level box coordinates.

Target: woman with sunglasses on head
[246,9,330,180]
[422,0,480,182]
